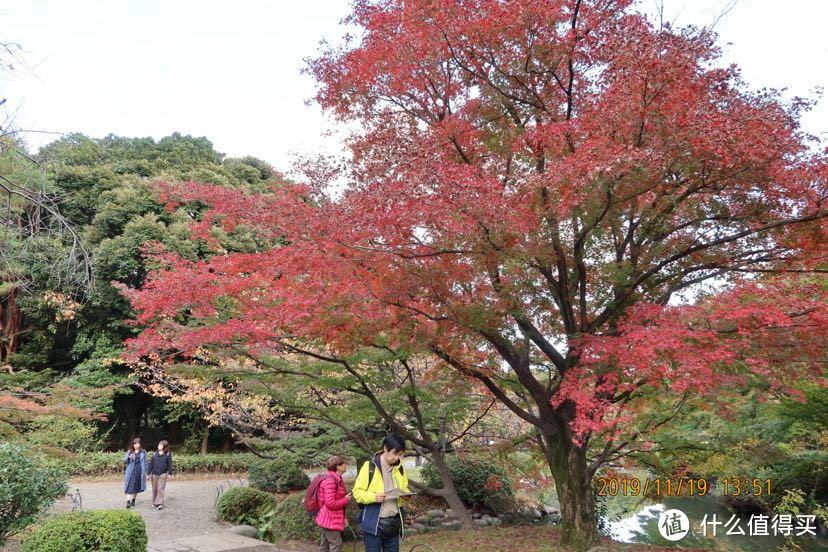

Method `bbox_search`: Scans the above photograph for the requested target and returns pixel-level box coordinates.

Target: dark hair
[127,437,145,453]
[382,433,407,453]
[157,440,169,453]
[326,455,346,471]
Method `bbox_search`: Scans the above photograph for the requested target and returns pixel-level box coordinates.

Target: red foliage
[483,474,504,493]
[123,2,827,547]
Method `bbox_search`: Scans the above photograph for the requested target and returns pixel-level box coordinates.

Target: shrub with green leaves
[258,493,317,542]
[215,486,279,525]
[421,456,513,509]
[0,443,68,545]
[248,458,310,493]
[21,510,146,552]
[25,415,101,453]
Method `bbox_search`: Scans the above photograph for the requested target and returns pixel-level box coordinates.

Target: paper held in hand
[384,488,414,498]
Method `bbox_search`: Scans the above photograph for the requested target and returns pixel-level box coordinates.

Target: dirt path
[52,477,238,548]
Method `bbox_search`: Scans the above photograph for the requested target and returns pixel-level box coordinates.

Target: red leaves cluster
[556,277,828,441]
[125,0,827,449]
[483,473,505,493]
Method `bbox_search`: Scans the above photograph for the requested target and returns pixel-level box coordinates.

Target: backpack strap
[319,473,339,494]
[330,473,343,494]
[312,473,337,508]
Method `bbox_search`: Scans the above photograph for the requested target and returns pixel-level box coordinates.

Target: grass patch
[277,526,706,552]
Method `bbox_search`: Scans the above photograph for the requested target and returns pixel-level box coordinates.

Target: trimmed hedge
[49,452,260,477]
[421,456,514,508]
[248,459,310,493]
[215,487,279,525]
[21,510,146,552]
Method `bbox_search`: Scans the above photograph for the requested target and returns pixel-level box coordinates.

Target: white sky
[1,0,826,173]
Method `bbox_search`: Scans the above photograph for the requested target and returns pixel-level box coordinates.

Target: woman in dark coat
[148,440,173,510]
[123,437,147,508]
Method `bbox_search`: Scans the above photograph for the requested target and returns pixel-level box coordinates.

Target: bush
[768,450,828,506]
[215,487,279,525]
[256,491,361,542]
[21,510,146,552]
[483,492,521,518]
[421,456,513,509]
[25,416,101,453]
[249,458,310,493]
[0,443,68,545]
[258,493,318,542]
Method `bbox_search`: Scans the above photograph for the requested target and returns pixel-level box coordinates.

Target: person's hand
[375,493,385,503]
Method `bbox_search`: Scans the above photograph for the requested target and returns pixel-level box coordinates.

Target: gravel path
[52,477,238,548]
[2,461,420,550]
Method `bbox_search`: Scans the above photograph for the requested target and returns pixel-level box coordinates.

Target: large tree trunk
[0,287,23,362]
[542,431,601,550]
[425,449,476,529]
[127,410,137,440]
[200,428,209,455]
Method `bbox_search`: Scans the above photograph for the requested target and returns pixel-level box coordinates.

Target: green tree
[8,132,282,449]
[644,383,828,516]
[0,443,68,545]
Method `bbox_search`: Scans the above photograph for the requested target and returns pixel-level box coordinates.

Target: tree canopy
[1,131,283,449]
[125,1,826,549]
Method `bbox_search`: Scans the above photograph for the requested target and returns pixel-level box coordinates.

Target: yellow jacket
[352,455,410,505]
[352,453,410,535]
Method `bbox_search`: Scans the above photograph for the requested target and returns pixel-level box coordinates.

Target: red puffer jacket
[315,472,349,531]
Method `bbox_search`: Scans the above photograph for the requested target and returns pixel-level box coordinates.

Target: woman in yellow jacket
[352,434,410,552]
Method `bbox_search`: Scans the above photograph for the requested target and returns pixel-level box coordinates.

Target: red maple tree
[124,1,827,548]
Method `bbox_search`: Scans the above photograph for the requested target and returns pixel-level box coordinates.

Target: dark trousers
[363,517,400,552]
[363,532,399,552]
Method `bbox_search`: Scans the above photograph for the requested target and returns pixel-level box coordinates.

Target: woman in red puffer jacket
[316,455,351,552]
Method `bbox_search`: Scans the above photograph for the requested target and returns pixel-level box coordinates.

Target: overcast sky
[2,0,826,174]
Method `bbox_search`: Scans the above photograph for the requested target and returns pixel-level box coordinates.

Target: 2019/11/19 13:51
[595,477,772,497]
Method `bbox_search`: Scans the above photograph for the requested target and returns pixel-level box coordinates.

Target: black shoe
[156,505,163,510]
[126,501,131,509]
[130,499,136,507]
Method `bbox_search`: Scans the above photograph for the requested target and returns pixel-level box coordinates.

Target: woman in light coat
[123,437,147,508]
